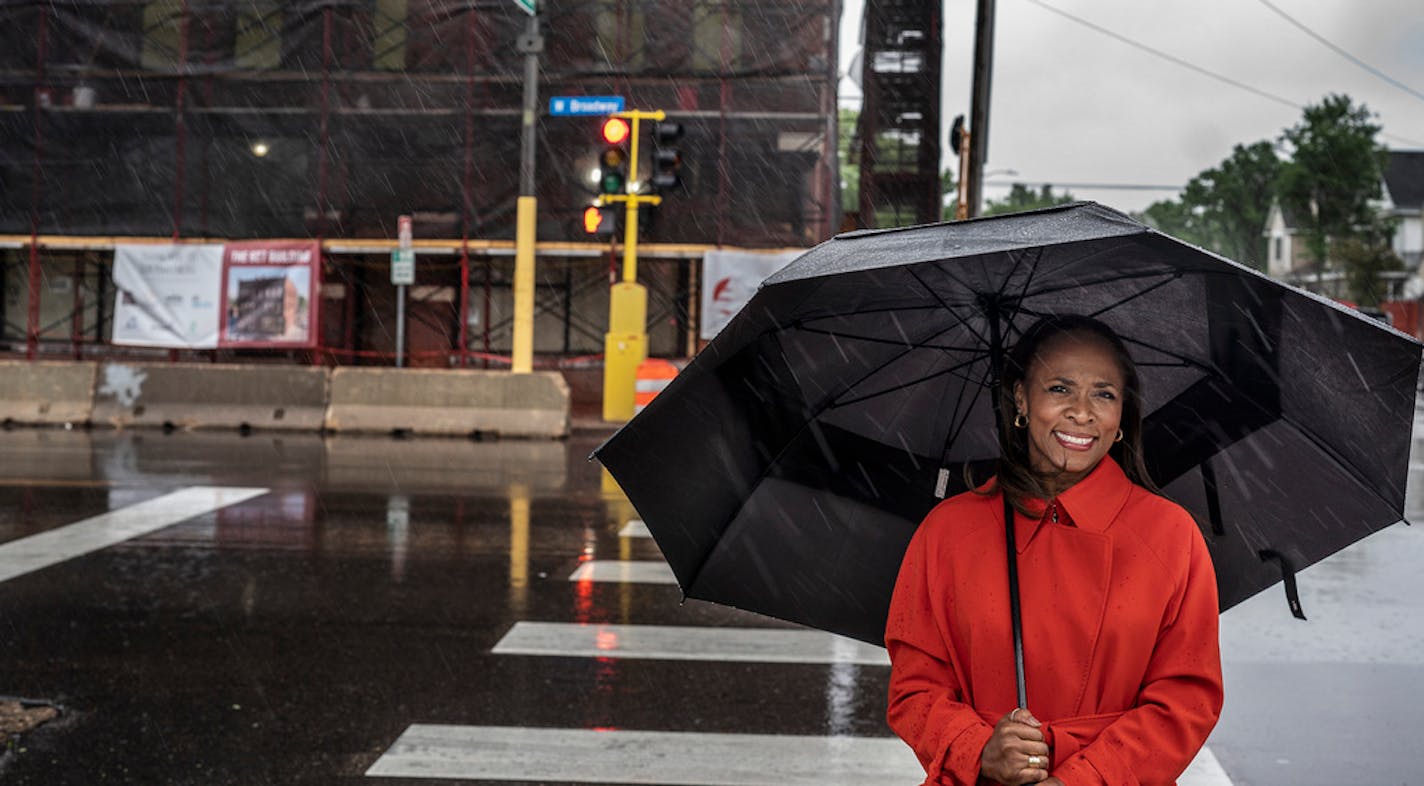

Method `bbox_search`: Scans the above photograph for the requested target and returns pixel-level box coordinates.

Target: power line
[1021,0,1299,110]
[987,181,1182,191]
[1021,0,1424,149]
[1253,0,1424,106]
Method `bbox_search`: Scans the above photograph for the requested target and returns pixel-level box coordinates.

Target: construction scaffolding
[856,0,943,228]
[0,0,839,364]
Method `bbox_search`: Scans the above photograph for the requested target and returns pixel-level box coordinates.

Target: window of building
[691,1,743,73]
[140,0,183,70]
[372,0,408,71]
[235,2,283,70]
[593,0,646,70]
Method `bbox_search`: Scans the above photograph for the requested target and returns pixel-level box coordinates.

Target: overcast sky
[839,0,1424,213]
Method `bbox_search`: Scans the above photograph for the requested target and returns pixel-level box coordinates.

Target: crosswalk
[0,486,269,585]
[492,621,889,665]
[368,516,1236,785]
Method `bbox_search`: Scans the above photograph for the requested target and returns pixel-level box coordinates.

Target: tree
[1137,141,1280,269]
[1276,93,1389,266]
[1184,141,1281,268]
[942,168,959,220]
[983,184,1074,216]
[838,108,861,216]
[1138,198,1210,250]
[1337,222,1402,307]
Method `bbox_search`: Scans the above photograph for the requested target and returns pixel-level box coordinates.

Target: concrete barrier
[325,368,569,438]
[0,360,97,425]
[91,362,329,431]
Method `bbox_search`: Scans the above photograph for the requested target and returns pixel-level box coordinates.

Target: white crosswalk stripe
[0,486,268,585]
[366,726,921,784]
[619,518,652,538]
[568,559,677,584]
[493,621,889,665]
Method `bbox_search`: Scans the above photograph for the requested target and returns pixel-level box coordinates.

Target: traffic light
[599,117,630,195]
[950,115,967,154]
[582,204,615,237]
[651,121,683,191]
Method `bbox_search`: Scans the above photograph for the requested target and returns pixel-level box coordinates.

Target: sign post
[392,214,414,367]
[511,2,543,374]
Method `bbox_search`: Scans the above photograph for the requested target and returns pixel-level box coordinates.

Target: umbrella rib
[1021,268,1180,300]
[1002,299,1211,374]
[799,303,975,321]
[938,351,994,471]
[1086,272,1185,319]
[829,354,990,408]
[1115,335,1214,374]
[796,325,987,354]
[996,247,1045,348]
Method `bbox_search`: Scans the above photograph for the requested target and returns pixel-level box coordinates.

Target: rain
[3,1,1424,785]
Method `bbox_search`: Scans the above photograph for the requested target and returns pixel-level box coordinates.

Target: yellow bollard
[603,281,648,422]
[602,330,646,422]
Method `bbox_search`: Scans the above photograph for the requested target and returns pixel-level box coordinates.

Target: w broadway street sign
[549,96,625,116]
[513,0,535,15]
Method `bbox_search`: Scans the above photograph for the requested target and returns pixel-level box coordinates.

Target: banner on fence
[699,249,802,340]
[218,241,321,348]
[111,244,225,348]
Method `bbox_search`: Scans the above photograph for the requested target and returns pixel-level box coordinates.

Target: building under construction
[0,1,848,365]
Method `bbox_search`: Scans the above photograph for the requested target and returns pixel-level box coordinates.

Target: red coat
[885,456,1223,786]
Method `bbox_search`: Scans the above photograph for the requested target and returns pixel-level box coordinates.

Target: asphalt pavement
[0,416,1420,784]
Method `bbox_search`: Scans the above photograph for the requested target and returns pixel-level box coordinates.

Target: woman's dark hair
[989,314,1158,513]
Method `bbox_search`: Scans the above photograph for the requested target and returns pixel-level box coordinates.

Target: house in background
[1263,150,1423,301]
[1264,200,1314,279]
[1383,151,1424,272]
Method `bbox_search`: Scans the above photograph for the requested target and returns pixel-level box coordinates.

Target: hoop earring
[1014,412,1028,429]
[1115,429,1124,443]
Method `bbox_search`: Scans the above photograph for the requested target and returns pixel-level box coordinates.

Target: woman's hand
[980,708,1052,785]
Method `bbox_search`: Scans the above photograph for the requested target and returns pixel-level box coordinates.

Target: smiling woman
[999,316,1153,509]
[886,314,1223,786]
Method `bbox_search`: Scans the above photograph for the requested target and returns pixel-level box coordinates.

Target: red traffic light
[601,117,630,145]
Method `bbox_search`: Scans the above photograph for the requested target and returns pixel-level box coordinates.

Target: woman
[885,314,1223,786]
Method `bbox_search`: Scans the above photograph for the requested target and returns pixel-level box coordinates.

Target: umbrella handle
[1003,492,1028,707]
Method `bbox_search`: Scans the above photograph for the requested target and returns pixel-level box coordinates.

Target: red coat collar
[1006,456,1135,553]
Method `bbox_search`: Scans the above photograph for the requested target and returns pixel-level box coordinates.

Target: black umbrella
[595,202,1420,680]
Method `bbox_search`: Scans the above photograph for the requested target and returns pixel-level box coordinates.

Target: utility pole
[600,109,665,422]
[966,0,996,218]
[511,2,541,374]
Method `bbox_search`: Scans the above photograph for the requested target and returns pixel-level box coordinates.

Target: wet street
[2,416,1423,785]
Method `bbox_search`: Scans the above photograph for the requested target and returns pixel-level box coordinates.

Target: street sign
[549,95,625,117]
[391,248,415,286]
[513,0,535,16]
[397,214,413,251]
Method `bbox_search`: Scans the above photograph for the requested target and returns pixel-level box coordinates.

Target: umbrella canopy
[595,202,1422,646]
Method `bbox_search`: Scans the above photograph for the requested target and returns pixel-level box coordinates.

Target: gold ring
[1027,754,1044,768]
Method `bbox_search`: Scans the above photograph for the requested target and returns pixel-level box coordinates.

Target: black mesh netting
[0,1,838,246]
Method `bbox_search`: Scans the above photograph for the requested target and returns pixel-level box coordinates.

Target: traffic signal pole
[511,12,542,374]
[600,109,664,422]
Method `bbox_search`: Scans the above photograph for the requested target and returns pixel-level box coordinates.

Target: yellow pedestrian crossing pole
[511,5,542,374]
[601,109,664,422]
